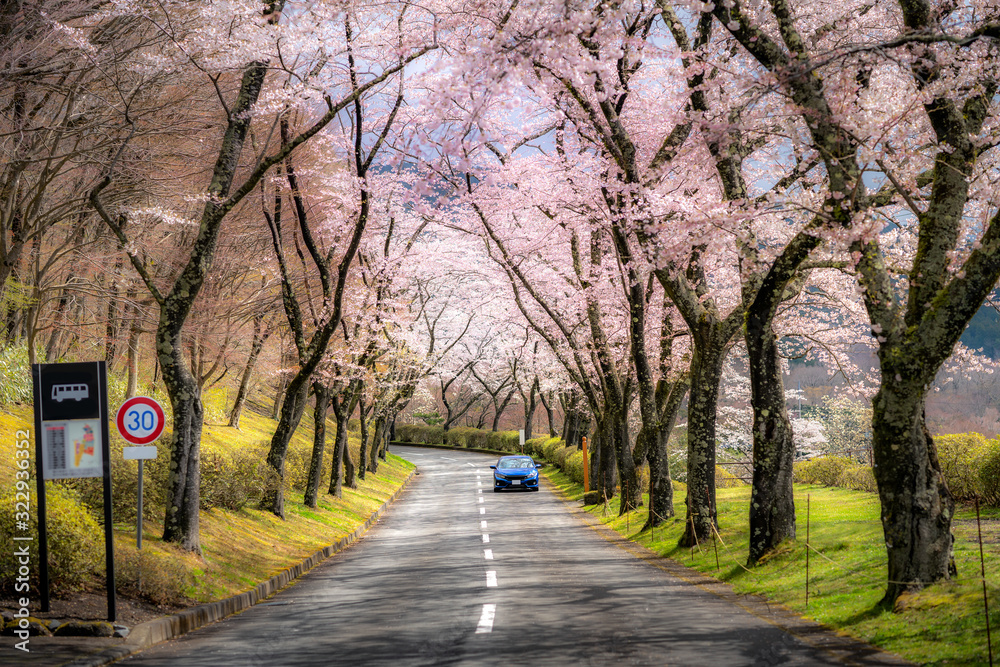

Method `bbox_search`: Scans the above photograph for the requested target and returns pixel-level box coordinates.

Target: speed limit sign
[116,396,166,445]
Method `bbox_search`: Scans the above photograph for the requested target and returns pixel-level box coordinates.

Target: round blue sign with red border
[116,396,166,445]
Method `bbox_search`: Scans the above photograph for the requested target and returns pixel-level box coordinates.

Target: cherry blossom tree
[87,0,436,543]
[703,0,1000,601]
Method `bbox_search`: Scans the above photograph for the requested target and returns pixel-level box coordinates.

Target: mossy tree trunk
[229,312,271,429]
[676,333,730,546]
[745,234,821,564]
[745,320,797,564]
[304,382,330,509]
[328,394,351,498]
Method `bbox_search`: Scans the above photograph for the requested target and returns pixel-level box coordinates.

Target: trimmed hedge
[838,463,877,493]
[793,455,883,495]
[486,431,521,452]
[935,433,998,502]
[715,466,746,488]
[445,426,480,448]
[524,436,552,457]
[396,424,445,445]
[794,455,856,487]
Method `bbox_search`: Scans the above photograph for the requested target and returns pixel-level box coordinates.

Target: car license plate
[512,480,521,486]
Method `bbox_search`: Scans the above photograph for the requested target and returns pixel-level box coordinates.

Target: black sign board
[33,362,106,480]
[36,362,103,421]
[31,361,115,621]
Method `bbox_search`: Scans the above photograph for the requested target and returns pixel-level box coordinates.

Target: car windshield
[499,457,534,469]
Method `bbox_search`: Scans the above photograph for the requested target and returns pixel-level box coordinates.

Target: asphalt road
[118,446,904,666]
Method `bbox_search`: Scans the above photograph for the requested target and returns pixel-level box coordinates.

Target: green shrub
[564,449,585,484]
[541,437,566,462]
[794,455,854,487]
[715,466,746,488]
[200,448,280,510]
[0,343,32,406]
[553,444,575,468]
[0,484,102,595]
[465,429,492,449]
[114,542,191,605]
[395,424,419,444]
[838,463,878,493]
[486,431,520,452]
[935,433,993,501]
[524,436,549,457]
[981,439,1000,505]
[282,438,314,492]
[446,427,479,448]
[395,424,444,444]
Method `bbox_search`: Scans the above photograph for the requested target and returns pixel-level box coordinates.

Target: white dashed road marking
[482,534,490,543]
[480,507,485,514]
[476,604,496,634]
[486,571,497,587]
[484,549,493,560]
[480,520,488,529]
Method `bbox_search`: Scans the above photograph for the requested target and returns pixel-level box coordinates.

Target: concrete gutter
[63,469,416,667]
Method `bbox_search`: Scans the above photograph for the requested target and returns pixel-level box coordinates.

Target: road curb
[63,469,416,667]
[542,478,913,667]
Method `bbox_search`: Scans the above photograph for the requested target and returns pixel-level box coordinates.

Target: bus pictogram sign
[116,397,166,445]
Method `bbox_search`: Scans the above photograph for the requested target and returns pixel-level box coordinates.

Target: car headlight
[527,469,538,478]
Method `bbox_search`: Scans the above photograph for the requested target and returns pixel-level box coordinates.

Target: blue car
[491,455,542,492]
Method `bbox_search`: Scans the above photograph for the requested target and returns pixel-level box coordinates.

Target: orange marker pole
[581,436,589,493]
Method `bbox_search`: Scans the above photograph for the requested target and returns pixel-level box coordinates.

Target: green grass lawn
[544,469,1000,666]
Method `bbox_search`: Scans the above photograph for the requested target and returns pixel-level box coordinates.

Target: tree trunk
[358,393,369,481]
[680,340,728,547]
[872,369,955,606]
[328,392,355,496]
[609,407,641,515]
[745,323,796,564]
[342,429,357,489]
[369,418,385,473]
[539,390,556,437]
[261,375,310,517]
[158,317,203,553]
[304,383,330,508]
[272,376,286,421]
[523,377,538,440]
[645,379,688,528]
[329,419,348,498]
[103,262,123,370]
[591,416,617,501]
[125,318,141,400]
[228,314,270,428]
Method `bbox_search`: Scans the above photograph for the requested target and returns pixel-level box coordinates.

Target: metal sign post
[31,361,115,621]
[122,446,158,549]
[116,397,165,551]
